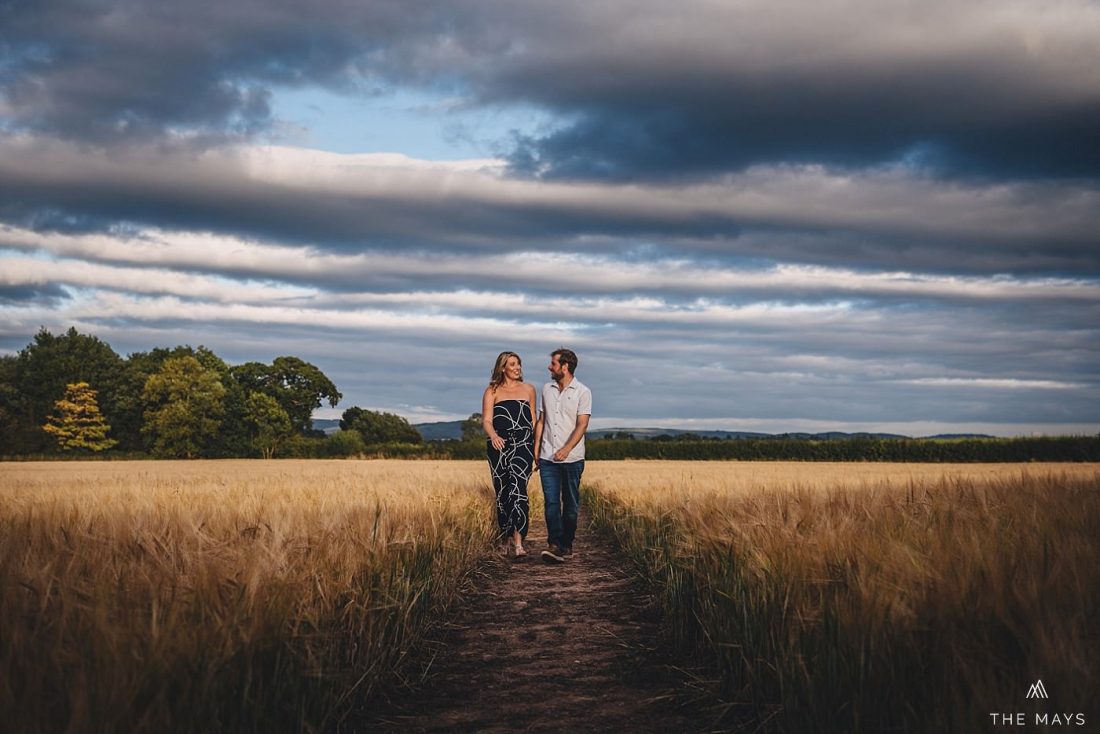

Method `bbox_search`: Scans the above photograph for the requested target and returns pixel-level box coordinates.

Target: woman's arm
[528,385,540,471]
[482,388,505,451]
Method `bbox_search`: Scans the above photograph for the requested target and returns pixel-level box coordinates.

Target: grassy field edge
[583,469,1100,733]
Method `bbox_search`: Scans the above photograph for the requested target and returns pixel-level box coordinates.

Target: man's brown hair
[551,348,578,375]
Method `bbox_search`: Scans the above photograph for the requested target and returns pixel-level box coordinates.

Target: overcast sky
[2,0,1099,436]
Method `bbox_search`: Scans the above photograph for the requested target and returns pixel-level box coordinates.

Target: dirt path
[359,506,716,733]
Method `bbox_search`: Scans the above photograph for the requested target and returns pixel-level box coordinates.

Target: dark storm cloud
[506,97,1100,182]
[3,0,1098,182]
[1,138,1099,278]
[0,281,67,305]
[463,1,1100,180]
[0,0,392,142]
[0,138,741,250]
[487,23,1100,182]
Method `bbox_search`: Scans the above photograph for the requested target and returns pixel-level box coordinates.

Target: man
[533,348,591,564]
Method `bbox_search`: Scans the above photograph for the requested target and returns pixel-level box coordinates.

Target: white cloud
[902,377,1086,390]
[0,291,581,340]
[2,139,1098,260]
[4,223,1097,304]
[0,254,315,303]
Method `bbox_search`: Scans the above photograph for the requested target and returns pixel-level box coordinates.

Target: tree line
[303,434,1100,462]
[0,327,421,459]
[4,327,1096,462]
[580,435,1100,462]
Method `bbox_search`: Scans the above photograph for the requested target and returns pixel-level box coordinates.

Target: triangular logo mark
[1026,680,1048,699]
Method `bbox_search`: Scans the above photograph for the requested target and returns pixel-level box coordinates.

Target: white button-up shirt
[539,378,592,463]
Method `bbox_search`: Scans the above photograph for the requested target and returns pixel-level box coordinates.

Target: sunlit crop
[0,460,496,733]
[4,459,1096,733]
[582,461,1100,733]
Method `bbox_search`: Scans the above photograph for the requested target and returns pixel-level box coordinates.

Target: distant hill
[588,427,771,439]
[312,419,342,436]
[312,418,467,440]
[312,419,992,441]
[924,433,996,440]
[588,428,914,440]
[590,429,994,440]
[415,420,466,440]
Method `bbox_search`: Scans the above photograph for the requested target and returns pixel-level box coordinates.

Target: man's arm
[533,410,544,470]
[531,386,543,472]
[552,413,590,462]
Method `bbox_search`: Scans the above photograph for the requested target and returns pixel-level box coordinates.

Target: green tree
[231,357,341,434]
[42,382,118,452]
[320,430,366,457]
[0,355,26,454]
[243,392,293,459]
[461,412,485,440]
[340,407,422,444]
[13,327,125,452]
[124,345,250,456]
[141,356,227,458]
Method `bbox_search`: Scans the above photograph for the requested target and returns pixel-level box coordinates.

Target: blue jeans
[539,460,584,550]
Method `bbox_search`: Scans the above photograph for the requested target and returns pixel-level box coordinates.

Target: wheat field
[3,459,1098,733]
[0,460,498,733]
[582,461,1100,732]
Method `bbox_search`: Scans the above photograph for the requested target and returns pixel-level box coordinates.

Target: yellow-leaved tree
[42,381,118,452]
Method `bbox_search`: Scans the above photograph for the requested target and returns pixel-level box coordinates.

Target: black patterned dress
[486,398,534,540]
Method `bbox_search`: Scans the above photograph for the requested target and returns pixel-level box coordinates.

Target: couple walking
[481,348,591,563]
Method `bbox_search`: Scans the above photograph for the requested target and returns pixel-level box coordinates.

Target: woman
[482,351,537,559]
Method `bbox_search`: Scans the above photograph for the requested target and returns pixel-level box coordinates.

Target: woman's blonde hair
[489,351,522,391]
